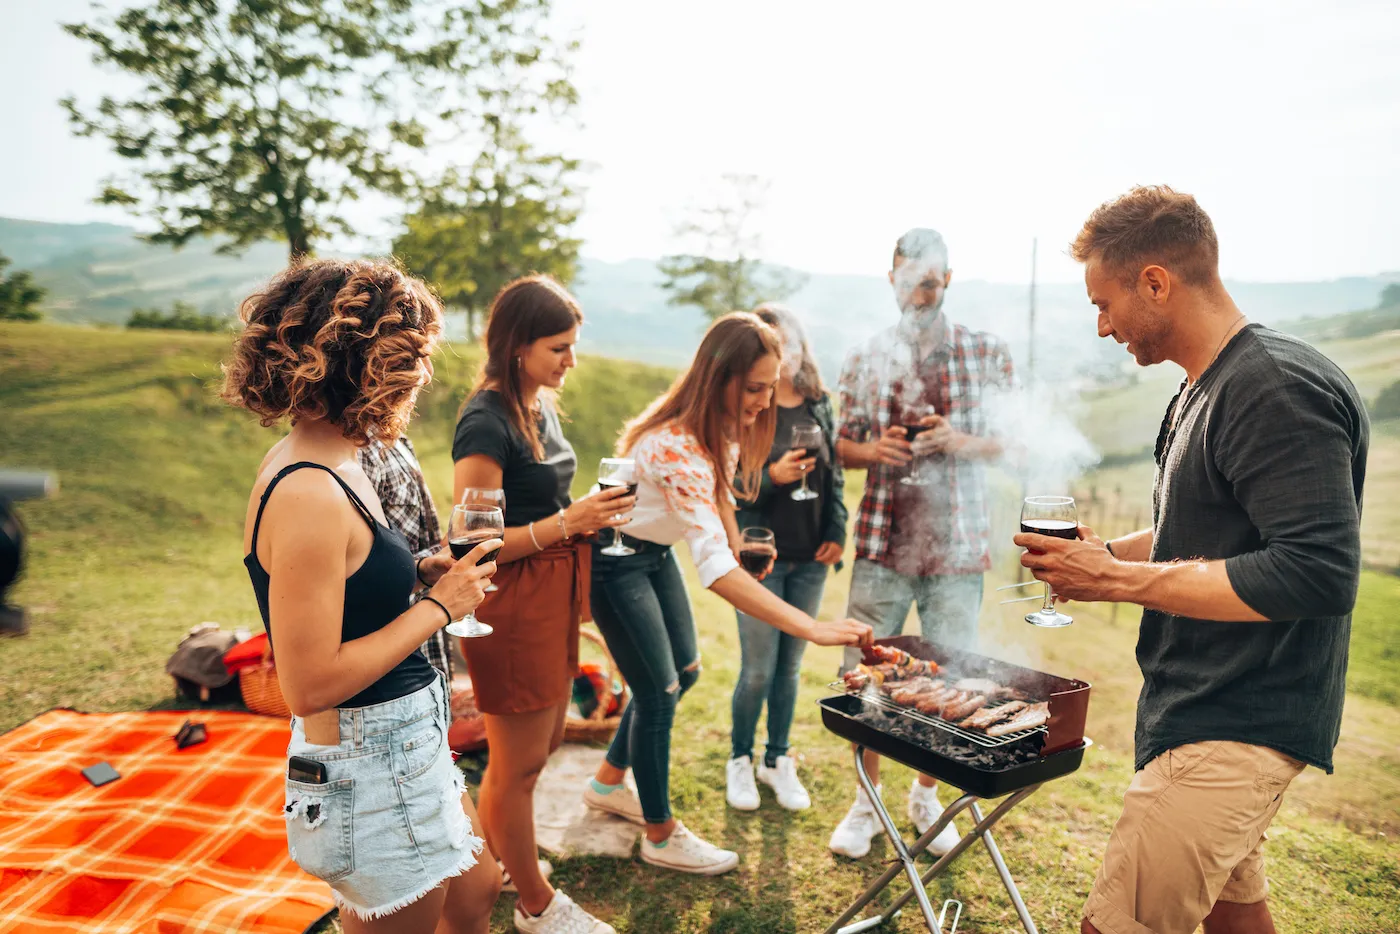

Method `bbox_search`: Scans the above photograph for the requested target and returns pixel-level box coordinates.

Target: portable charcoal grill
[820,636,1091,934]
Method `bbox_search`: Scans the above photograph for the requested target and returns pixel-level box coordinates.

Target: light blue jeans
[730,559,829,765]
[840,559,983,673]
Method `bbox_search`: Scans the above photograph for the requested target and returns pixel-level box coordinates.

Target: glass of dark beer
[1020,495,1078,627]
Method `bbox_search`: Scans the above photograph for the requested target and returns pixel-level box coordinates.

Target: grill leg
[971,801,1040,934]
[873,784,1044,929]
[827,790,983,933]
[825,746,943,934]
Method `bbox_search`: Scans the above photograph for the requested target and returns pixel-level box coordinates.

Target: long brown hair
[618,312,781,502]
[469,275,583,459]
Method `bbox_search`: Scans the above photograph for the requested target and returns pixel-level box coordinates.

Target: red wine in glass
[600,480,639,498]
[739,548,775,575]
[451,528,503,566]
[1019,519,1078,540]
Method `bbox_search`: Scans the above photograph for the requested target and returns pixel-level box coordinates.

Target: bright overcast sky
[4,0,1398,283]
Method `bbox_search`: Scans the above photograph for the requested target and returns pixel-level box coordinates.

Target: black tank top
[244,461,436,708]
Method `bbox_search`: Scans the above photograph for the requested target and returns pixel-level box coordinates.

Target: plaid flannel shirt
[357,436,451,681]
[837,319,1015,574]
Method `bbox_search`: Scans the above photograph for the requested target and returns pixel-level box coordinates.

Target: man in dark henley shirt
[1017,187,1368,934]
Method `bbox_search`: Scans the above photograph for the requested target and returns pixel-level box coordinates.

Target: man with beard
[1021,186,1368,934]
[828,228,1014,858]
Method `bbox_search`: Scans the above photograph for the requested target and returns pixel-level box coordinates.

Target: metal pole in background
[1027,237,1037,385]
[1017,238,1038,584]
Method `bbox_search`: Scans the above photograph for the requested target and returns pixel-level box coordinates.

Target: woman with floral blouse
[580,312,872,875]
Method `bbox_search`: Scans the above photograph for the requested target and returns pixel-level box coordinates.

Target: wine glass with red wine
[739,527,776,577]
[899,405,937,487]
[598,457,638,557]
[445,504,504,638]
[789,422,823,502]
[460,487,505,591]
[1020,495,1077,628]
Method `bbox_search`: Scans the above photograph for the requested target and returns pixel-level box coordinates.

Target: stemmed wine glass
[739,527,776,578]
[445,503,504,638]
[789,423,823,502]
[460,487,505,592]
[598,457,638,557]
[900,404,937,487]
[1020,496,1078,628]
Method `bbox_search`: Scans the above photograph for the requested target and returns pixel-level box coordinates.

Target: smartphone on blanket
[288,756,328,784]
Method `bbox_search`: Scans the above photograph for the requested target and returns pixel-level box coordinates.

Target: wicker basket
[240,640,292,719]
[563,625,628,743]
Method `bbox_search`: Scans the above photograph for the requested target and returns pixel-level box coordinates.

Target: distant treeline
[127,302,230,333]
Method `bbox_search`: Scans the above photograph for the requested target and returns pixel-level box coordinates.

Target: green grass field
[2,321,1397,933]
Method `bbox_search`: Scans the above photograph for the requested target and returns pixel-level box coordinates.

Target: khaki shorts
[1084,740,1305,934]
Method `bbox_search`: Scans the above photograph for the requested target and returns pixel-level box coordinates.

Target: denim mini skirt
[283,676,483,920]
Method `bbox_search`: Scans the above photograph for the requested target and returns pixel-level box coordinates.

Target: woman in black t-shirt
[451,276,630,934]
[727,303,847,814]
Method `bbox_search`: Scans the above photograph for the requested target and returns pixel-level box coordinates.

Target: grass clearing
[2,321,1396,932]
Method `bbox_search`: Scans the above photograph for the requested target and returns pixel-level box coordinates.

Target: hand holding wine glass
[1020,496,1078,628]
[430,535,501,635]
[789,422,824,501]
[445,504,505,638]
[869,424,913,467]
[460,487,505,592]
[768,447,815,486]
[594,457,639,557]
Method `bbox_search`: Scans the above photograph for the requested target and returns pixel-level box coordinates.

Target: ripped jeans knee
[676,659,701,696]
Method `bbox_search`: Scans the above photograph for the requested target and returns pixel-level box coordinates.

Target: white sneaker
[583,777,645,826]
[726,756,760,811]
[828,785,883,859]
[640,821,739,875]
[500,858,553,894]
[907,780,960,856]
[513,890,615,934]
[756,756,811,811]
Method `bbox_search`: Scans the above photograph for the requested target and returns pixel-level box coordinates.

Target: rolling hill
[4,216,1396,387]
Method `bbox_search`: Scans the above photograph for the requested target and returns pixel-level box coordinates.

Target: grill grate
[828,683,1048,749]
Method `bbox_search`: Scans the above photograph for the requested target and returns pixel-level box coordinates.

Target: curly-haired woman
[224,259,503,933]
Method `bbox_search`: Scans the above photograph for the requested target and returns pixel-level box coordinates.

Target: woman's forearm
[710,569,815,639]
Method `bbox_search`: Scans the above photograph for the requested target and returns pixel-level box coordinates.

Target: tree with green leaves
[392,22,581,340]
[1379,283,1400,310]
[657,174,807,322]
[0,253,45,322]
[63,0,569,260]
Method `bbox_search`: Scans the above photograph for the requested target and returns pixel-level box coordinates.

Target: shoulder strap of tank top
[249,461,376,553]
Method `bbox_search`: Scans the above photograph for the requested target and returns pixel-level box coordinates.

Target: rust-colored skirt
[461,537,592,715]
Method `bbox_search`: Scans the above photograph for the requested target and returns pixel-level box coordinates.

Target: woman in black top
[727,303,847,814]
[226,260,502,931]
[452,276,630,934]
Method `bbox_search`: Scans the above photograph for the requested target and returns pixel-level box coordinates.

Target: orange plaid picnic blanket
[0,709,333,934]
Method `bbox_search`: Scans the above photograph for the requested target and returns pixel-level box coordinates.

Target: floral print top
[624,422,741,588]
